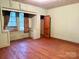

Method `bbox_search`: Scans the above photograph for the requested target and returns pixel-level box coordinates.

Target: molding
[50,37,79,44]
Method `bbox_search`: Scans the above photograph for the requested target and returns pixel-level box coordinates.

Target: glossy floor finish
[0,37,79,59]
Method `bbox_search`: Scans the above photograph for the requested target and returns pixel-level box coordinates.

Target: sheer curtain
[7,12,17,31]
[19,12,24,32]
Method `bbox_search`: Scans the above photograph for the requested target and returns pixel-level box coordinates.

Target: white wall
[47,3,79,43]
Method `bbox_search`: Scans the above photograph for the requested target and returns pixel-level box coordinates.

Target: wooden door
[44,16,51,38]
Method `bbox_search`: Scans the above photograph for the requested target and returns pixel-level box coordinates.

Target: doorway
[40,15,51,38]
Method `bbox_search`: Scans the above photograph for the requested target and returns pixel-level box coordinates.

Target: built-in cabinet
[0,32,10,48]
[31,15,41,39]
[10,1,20,10]
[0,0,10,8]
[0,9,10,48]
[20,3,36,12]
[0,15,1,32]
[0,0,46,48]
[20,3,46,15]
[0,0,20,10]
[0,0,46,15]
[0,11,10,48]
[10,32,29,41]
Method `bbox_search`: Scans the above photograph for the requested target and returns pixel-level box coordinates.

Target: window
[7,12,17,31]
[19,12,24,31]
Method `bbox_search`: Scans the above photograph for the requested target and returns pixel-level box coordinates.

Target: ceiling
[13,0,79,9]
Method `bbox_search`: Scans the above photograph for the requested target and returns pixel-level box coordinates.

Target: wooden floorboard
[0,37,79,59]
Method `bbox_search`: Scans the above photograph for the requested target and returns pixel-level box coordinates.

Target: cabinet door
[0,8,1,14]
[0,15,1,32]
[0,0,1,7]
[0,33,10,48]
[1,0,10,8]
[20,3,27,11]
[11,1,20,10]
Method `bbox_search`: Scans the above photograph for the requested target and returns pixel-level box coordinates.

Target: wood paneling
[0,37,79,59]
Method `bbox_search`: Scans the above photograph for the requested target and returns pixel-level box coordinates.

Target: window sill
[10,30,18,32]
[2,30,9,33]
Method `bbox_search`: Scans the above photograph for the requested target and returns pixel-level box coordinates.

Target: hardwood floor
[0,37,79,59]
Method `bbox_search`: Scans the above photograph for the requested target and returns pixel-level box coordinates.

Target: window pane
[10,12,16,17]
[7,12,17,31]
[8,12,16,26]
[19,12,24,31]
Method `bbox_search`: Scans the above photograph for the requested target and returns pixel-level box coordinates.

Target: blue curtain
[19,12,24,31]
[8,12,16,30]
